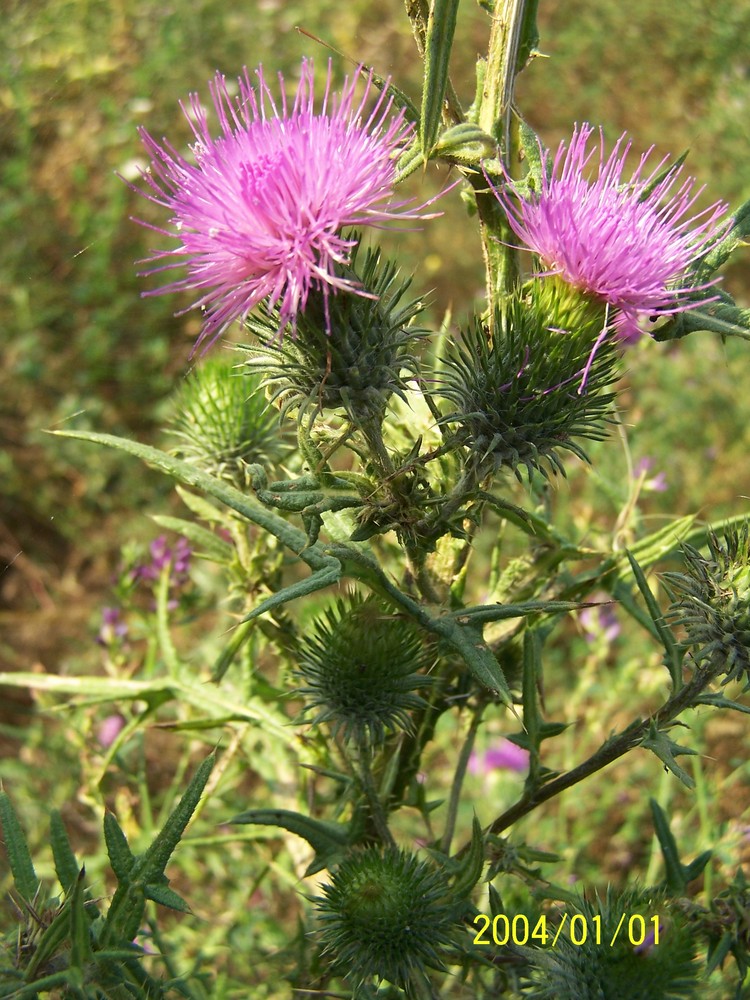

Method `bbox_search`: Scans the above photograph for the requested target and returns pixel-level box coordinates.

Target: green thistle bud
[438,278,620,478]
[166,358,290,484]
[664,523,750,685]
[520,889,699,1000]
[295,593,432,745]
[315,846,465,989]
[240,243,426,426]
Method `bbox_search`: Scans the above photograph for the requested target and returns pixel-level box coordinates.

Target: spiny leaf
[625,550,682,686]
[239,557,342,625]
[50,810,79,894]
[696,197,750,277]
[0,791,39,901]
[104,812,136,882]
[694,692,750,714]
[451,816,485,900]
[641,724,698,789]
[650,798,712,893]
[656,300,750,342]
[69,869,92,970]
[230,808,351,876]
[138,753,215,883]
[144,882,191,913]
[51,430,312,561]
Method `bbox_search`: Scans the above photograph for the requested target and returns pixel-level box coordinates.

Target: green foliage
[0,756,214,998]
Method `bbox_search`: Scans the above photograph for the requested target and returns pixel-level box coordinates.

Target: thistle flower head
[521,888,698,1000]
[166,357,290,483]
[439,282,620,478]
[133,60,433,353]
[664,524,750,686]
[295,593,431,746]
[495,124,729,342]
[241,243,426,425]
[315,846,465,989]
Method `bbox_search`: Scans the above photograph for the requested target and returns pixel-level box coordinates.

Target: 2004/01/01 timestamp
[473,912,661,949]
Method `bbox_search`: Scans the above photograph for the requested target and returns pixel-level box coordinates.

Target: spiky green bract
[315,846,465,990]
[664,524,750,686]
[166,357,290,484]
[295,593,432,746]
[438,278,620,478]
[520,888,699,1000]
[239,243,427,425]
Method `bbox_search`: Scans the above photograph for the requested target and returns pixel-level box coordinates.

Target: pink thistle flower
[469,739,529,776]
[495,124,729,345]
[133,60,434,353]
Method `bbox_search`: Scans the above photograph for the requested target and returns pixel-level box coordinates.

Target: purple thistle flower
[495,124,729,345]
[133,60,435,353]
[469,739,529,775]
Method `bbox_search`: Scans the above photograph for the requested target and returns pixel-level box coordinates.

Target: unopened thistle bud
[315,846,465,989]
[439,281,620,479]
[166,358,290,484]
[664,524,750,686]
[520,889,698,1000]
[240,244,426,425]
[295,593,432,746]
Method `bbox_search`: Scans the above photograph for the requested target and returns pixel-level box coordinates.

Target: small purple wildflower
[133,60,436,353]
[97,606,129,647]
[97,714,126,749]
[469,739,529,776]
[133,535,192,586]
[634,456,668,493]
[495,124,729,345]
[580,600,620,644]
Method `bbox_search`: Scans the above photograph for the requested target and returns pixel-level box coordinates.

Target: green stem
[475,0,538,319]
[440,707,483,854]
[463,656,720,847]
[358,746,396,848]
[403,0,464,126]
[479,0,534,156]
[407,969,442,1000]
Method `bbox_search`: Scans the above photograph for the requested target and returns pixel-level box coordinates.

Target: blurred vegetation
[2,0,750,995]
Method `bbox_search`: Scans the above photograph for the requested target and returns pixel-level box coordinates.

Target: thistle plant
[241,243,427,428]
[167,357,291,482]
[11,0,750,998]
[295,592,432,746]
[315,846,469,991]
[664,525,750,686]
